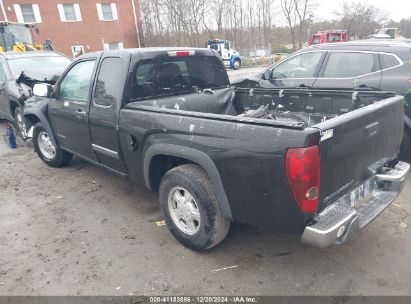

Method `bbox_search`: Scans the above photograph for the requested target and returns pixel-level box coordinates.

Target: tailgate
[314,95,404,211]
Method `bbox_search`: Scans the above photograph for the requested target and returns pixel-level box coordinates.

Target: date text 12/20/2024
[149,296,259,303]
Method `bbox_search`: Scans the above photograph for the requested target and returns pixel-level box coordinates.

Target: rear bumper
[301,161,410,248]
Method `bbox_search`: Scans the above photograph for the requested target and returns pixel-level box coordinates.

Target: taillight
[286,146,320,213]
[407,79,411,86]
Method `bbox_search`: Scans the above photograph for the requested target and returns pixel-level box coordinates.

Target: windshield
[208,43,219,51]
[329,33,342,42]
[8,56,71,78]
[0,24,33,51]
[312,35,320,44]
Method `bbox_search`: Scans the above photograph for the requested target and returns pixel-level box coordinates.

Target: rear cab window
[130,55,229,100]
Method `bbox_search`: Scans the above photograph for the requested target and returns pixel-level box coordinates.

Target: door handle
[355,85,372,91]
[75,109,87,117]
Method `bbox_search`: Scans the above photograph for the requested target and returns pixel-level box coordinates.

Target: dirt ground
[0,145,410,296]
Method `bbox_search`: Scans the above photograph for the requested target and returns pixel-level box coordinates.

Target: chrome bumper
[302,161,410,248]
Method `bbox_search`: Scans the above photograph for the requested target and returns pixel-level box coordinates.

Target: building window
[96,3,118,21]
[101,3,113,20]
[14,4,42,23]
[71,45,85,58]
[104,42,123,50]
[20,4,35,22]
[58,3,82,22]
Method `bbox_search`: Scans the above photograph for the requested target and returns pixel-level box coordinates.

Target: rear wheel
[14,107,30,140]
[159,164,230,251]
[33,123,72,168]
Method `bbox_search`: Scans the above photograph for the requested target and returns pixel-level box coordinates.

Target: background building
[0,0,144,57]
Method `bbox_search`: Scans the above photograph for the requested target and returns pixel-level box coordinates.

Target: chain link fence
[238,47,271,66]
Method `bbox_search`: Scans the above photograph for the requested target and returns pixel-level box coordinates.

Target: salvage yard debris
[156,220,166,227]
[211,265,239,273]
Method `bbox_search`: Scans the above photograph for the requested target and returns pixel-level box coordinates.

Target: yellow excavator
[0,21,54,52]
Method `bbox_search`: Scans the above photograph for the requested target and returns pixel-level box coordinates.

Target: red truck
[309,30,349,45]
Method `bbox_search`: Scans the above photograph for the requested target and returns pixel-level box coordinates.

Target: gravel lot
[0,69,410,296]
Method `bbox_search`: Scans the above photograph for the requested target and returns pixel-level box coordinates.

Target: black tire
[399,127,411,162]
[232,59,241,70]
[33,122,72,168]
[159,164,231,251]
[14,106,31,140]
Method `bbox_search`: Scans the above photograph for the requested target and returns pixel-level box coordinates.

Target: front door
[48,59,98,162]
[259,51,326,89]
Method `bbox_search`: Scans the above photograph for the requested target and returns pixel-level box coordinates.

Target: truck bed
[129,88,397,129]
[124,88,404,228]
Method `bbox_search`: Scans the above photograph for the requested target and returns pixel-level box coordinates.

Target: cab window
[59,60,95,101]
[322,52,376,78]
[131,56,229,100]
[271,52,324,79]
[95,57,122,106]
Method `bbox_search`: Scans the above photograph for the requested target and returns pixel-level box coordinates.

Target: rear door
[313,51,382,90]
[48,59,98,161]
[313,93,404,211]
[89,54,129,174]
[259,51,327,89]
[378,52,408,94]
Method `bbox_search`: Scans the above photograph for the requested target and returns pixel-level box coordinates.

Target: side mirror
[33,83,53,97]
[262,70,271,80]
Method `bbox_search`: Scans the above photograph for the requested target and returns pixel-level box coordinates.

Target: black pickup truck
[24,48,409,251]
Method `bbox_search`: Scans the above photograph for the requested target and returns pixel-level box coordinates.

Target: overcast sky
[315,0,411,22]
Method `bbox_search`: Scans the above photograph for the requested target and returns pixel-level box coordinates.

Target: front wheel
[232,59,241,70]
[33,123,73,168]
[159,164,231,251]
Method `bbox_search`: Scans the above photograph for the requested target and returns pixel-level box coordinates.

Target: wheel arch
[230,55,241,68]
[23,108,57,146]
[144,144,232,219]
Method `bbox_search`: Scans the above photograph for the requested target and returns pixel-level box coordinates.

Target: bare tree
[210,1,225,37]
[281,0,314,50]
[295,0,314,49]
[281,0,297,50]
[337,1,388,39]
[139,0,314,50]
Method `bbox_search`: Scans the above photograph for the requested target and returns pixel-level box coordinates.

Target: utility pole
[0,0,8,22]
[131,0,141,48]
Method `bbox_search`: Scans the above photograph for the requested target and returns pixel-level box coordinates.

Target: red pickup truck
[309,30,349,45]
